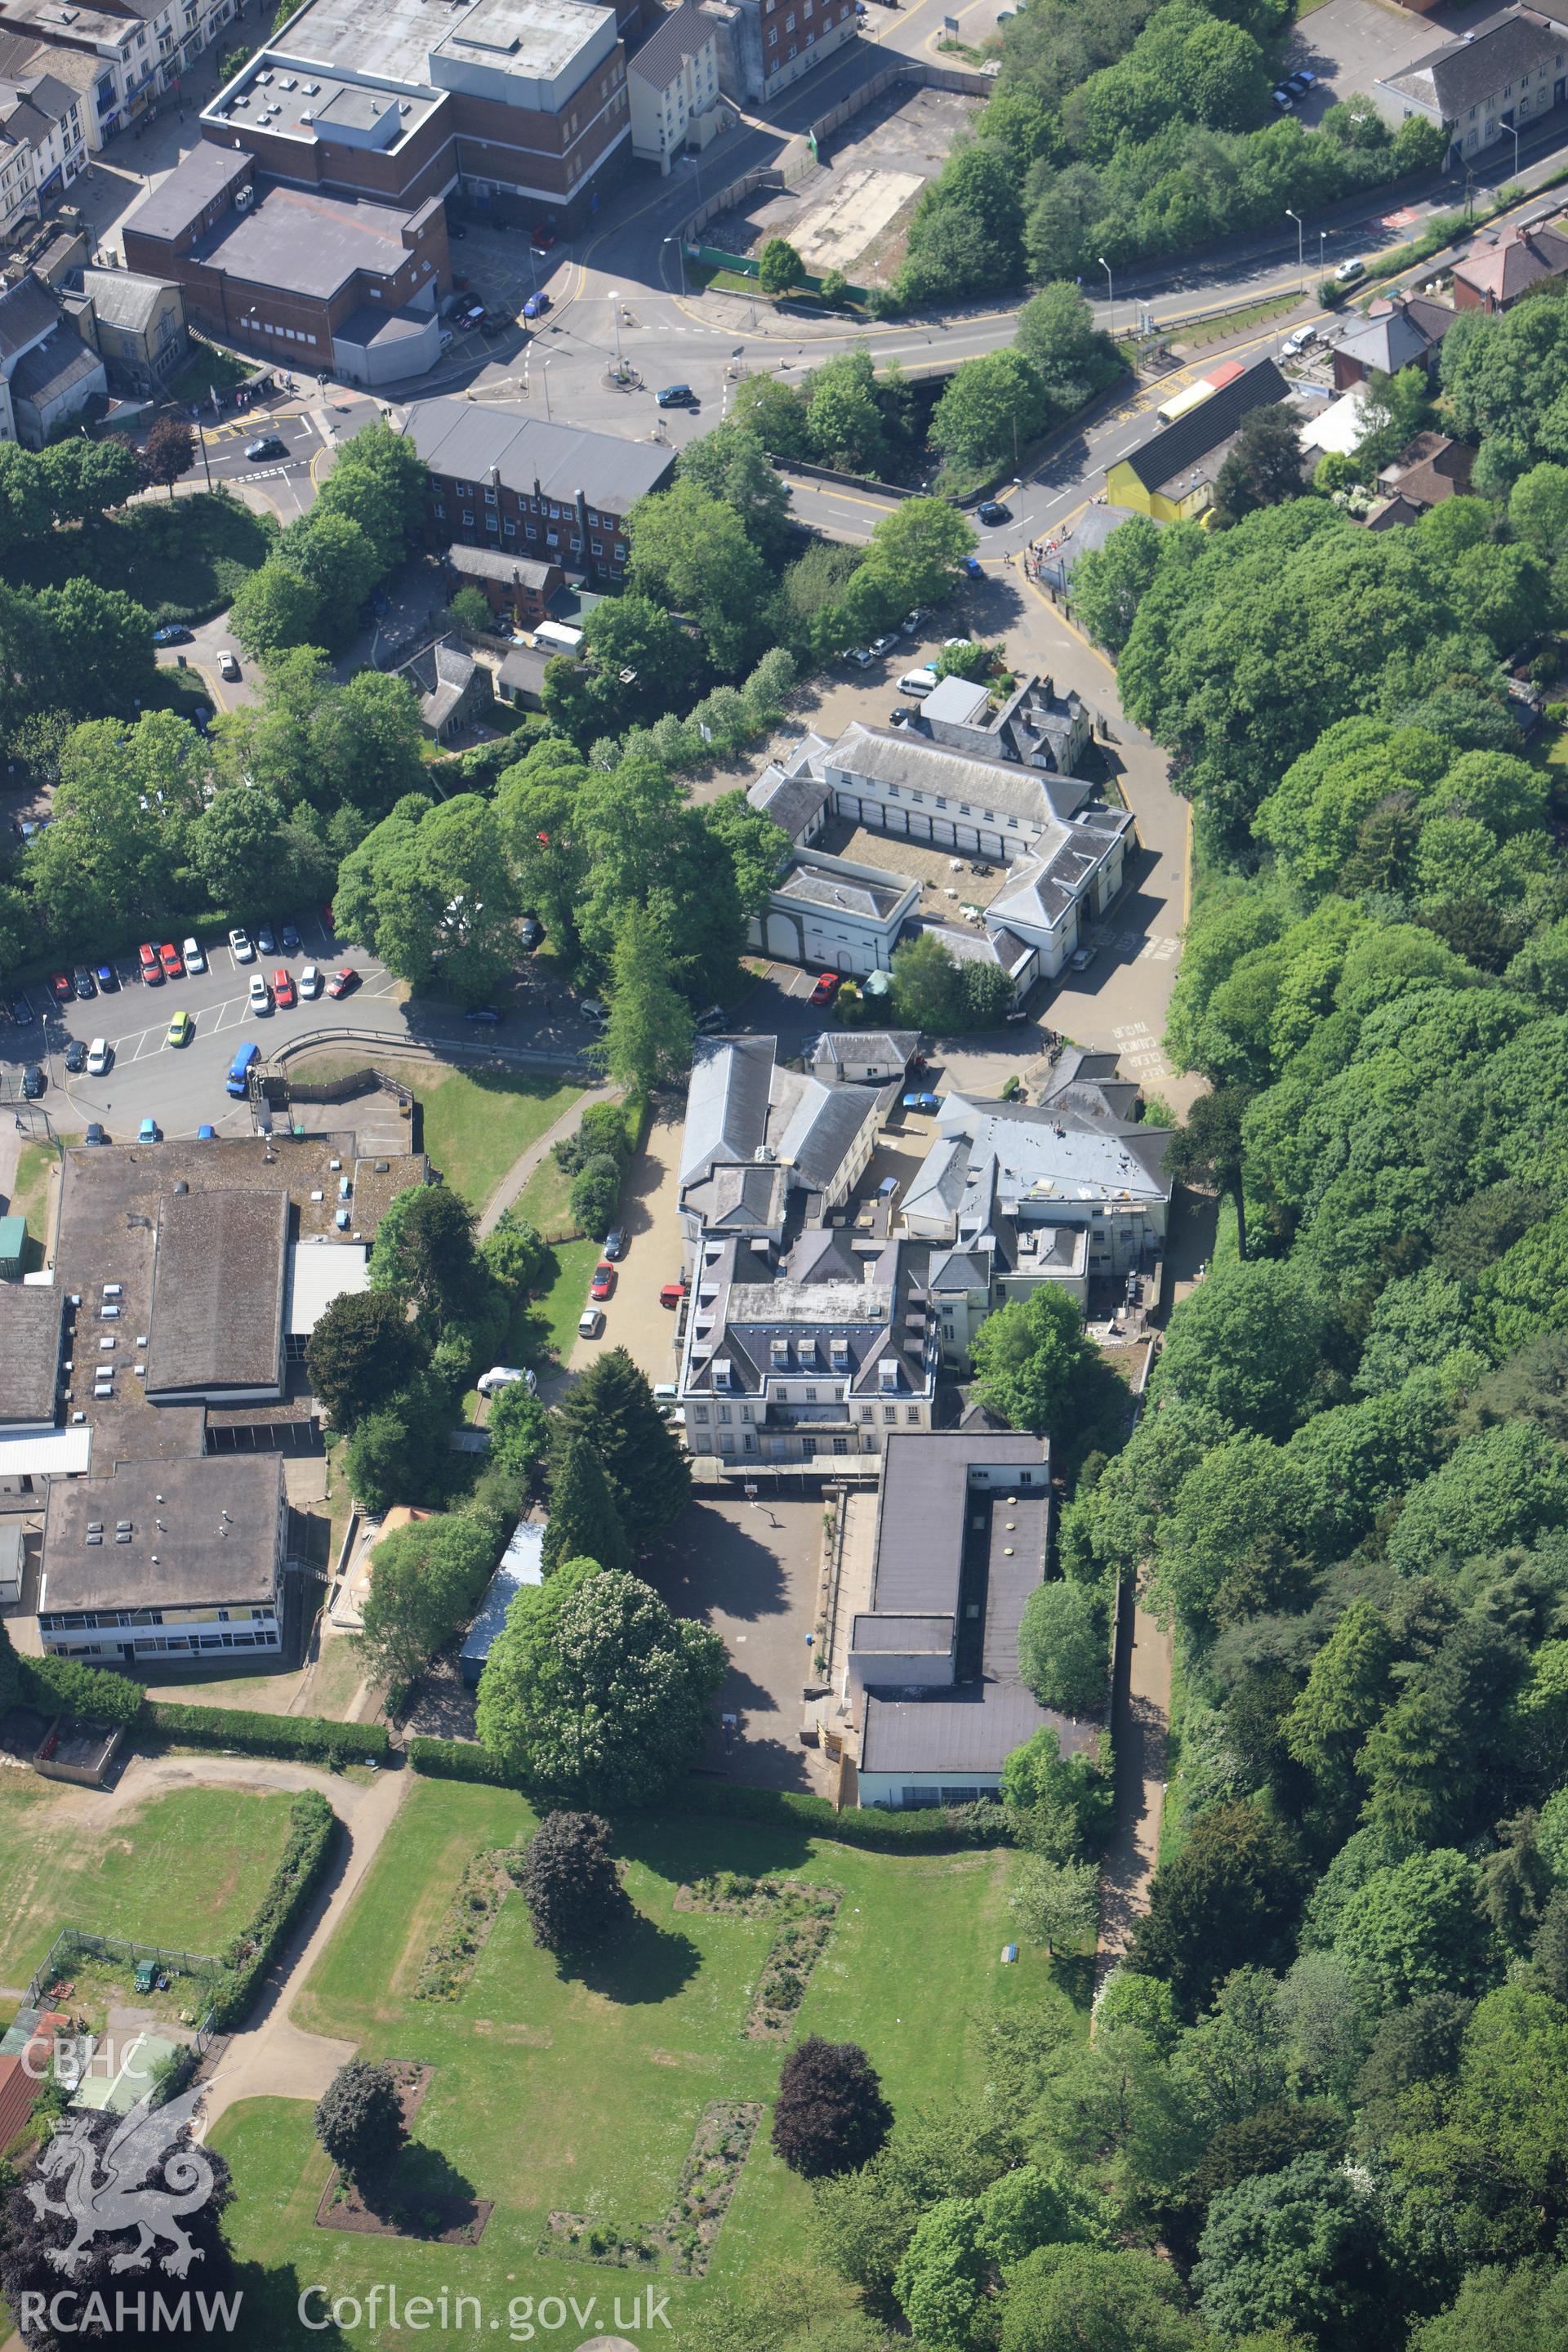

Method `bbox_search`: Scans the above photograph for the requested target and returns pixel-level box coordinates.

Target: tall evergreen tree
[553,1346,691,1546]
[542,1433,631,1576]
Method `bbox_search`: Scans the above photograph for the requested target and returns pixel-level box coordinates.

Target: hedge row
[406,1738,1011,1851]
[145,1702,390,1767]
[209,1789,337,2029]
[23,1653,145,1730]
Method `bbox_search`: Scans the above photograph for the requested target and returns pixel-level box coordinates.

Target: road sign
[944,13,959,26]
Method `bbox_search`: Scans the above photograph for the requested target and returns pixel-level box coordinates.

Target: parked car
[20,1063,44,1098]
[229,926,254,964]
[964,555,984,577]
[166,1010,193,1049]
[95,962,117,993]
[976,500,1012,525]
[218,650,240,681]
[138,942,163,984]
[601,1227,628,1261]
[1271,83,1295,109]
[465,1004,501,1023]
[182,936,206,975]
[273,968,296,1009]
[659,1280,688,1308]
[299,962,322,1000]
[656,383,697,408]
[11,996,33,1022]
[523,292,550,319]
[159,942,183,981]
[197,1125,216,1140]
[869,633,898,658]
[84,1122,108,1146]
[280,920,301,953]
[138,1117,160,1143]
[256,923,277,956]
[248,973,272,1014]
[1334,256,1365,284]
[88,1036,115,1075]
[64,1037,87,1074]
[693,1004,726,1034]
[326,966,358,999]
[809,972,840,1005]
[245,435,287,461]
[1285,69,1314,96]
[1282,324,1317,357]
[1070,945,1095,972]
[899,608,926,633]
[847,645,875,668]
[889,706,920,728]
[590,1262,617,1301]
[577,1305,604,1339]
[73,965,95,999]
[152,624,192,646]
[902,1090,941,1114]
[478,1365,538,1396]
[530,226,559,251]
[49,971,72,1002]
[578,996,608,1027]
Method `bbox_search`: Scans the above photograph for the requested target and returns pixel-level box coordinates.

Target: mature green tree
[930,349,1054,473]
[493,734,590,960]
[569,1152,624,1240]
[36,577,155,719]
[804,347,891,475]
[598,906,695,1092]
[971,1287,1100,1440]
[306,1289,425,1432]
[676,418,795,556]
[195,784,330,915]
[758,236,806,296]
[486,1380,550,1486]
[336,791,519,1000]
[859,497,978,612]
[553,1346,691,1546]
[278,510,381,641]
[1152,1257,1328,1441]
[1002,1725,1114,1860]
[541,592,706,745]
[1284,1597,1396,1802]
[358,1508,498,1690]
[311,416,427,572]
[1018,1581,1107,1716]
[227,559,323,658]
[341,1374,454,1511]
[999,2245,1198,2352]
[706,791,790,924]
[1010,1855,1101,1954]
[1129,1803,1307,2019]
[1415,2263,1568,2352]
[369,1183,486,1325]
[626,481,772,672]
[1192,2152,1388,2349]
[477,1561,724,1802]
[314,2060,405,2179]
[518,1810,630,1952]
[890,931,964,1030]
[1015,282,1121,408]
[541,1433,631,1576]
[772,2038,892,2180]
[1164,1088,1251,1257]
[1334,1849,1490,2005]
[481,1210,549,1301]
[1069,514,1162,653]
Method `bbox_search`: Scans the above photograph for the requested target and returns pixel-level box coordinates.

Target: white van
[898,668,938,699]
[534,620,585,656]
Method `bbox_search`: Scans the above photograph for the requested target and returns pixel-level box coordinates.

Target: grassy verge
[510,1234,601,1369]
[12,493,275,627]
[165,342,255,405]
[1177,291,1300,350]
[214,1779,1087,2345]
[0,1779,300,1988]
[7,1136,55,1266]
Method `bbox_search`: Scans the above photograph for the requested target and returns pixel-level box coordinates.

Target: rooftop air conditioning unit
[234,182,255,206]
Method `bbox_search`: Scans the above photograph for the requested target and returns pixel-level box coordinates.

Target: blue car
[225,1040,259,1098]
[523,292,550,319]
[96,962,118,992]
[902,1091,941,1115]
[964,555,983,577]
[197,1124,216,1140]
[138,1116,161,1143]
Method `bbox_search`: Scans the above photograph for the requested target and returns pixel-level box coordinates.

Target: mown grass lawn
[13,493,274,626]
[413,1064,582,1213]
[0,1780,300,1989]
[213,1779,1082,2345]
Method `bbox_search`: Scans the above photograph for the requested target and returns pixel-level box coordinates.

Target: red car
[326,966,358,1000]
[49,971,72,1002]
[273,967,296,1009]
[659,1280,689,1308]
[530,225,558,252]
[590,1262,617,1302]
[138,942,163,984]
[319,902,336,933]
[808,972,840,1005]
[159,942,183,981]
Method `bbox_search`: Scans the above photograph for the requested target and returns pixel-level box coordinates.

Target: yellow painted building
[1107,355,1293,523]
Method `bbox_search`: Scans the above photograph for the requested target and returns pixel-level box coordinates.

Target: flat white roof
[287,1241,370,1336]
[0,1427,92,1476]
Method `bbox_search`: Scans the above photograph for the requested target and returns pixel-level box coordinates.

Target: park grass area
[13,493,275,627]
[213,1778,1081,2345]
[0,1778,301,1987]
[417,1063,581,1212]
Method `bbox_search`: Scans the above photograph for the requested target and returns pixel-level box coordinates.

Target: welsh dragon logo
[25,2083,216,2278]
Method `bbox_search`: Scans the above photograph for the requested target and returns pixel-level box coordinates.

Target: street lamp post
[1509,119,1521,180]
[1319,228,1326,279]
[1098,255,1114,336]
[1285,207,1303,292]
[541,355,554,422]
[662,232,687,299]
[609,290,623,373]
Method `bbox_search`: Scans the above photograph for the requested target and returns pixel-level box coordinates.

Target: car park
[229,927,254,964]
[245,435,287,461]
[88,1036,114,1075]
[73,966,95,999]
[20,1064,44,1098]
[166,1009,193,1048]
[182,937,205,975]
[478,1365,539,1396]
[976,500,1012,525]
[256,924,277,955]
[84,1122,108,1146]
[248,974,272,1014]
[139,943,163,984]
[1334,256,1365,284]
[809,972,840,1005]
[656,383,697,408]
[326,966,358,999]
[138,1117,160,1143]
[218,650,240,680]
[590,1262,617,1301]
[159,942,183,981]
[225,1041,259,1097]
[65,1038,87,1074]
[299,962,322,1000]
[601,1227,627,1261]
[577,1305,604,1339]
[152,624,192,646]
[273,968,296,1009]
[280,920,301,953]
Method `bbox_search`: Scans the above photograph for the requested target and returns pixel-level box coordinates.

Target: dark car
[84,1121,108,1146]
[153,623,193,646]
[11,996,33,1024]
[465,1005,502,1024]
[1285,69,1313,96]
[64,1038,87,1074]
[530,226,559,251]
[889,706,920,728]
[96,963,117,992]
[976,500,1012,526]
[602,1227,627,1261]
[256,923,278,956]
[657,383,697,408]
[20,1063,44,1098]
[519,915,542,950]
[73,966,95,1000]
[280,920,301,954]
[245,435,287,462]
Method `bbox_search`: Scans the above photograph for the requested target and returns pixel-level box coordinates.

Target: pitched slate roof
[630,0,712,86]
[1118,357,1290,493]
[81,269,176,335]
[1383,10,1559,118]
[402,397,676,517]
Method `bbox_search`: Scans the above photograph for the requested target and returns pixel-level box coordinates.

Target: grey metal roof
[123,145,252,246]
[679,1034,775,1188]
[334,301,433,350]
[748,762,831,844]
[446,543,559,587]
[1120,358,1290,493]
[1383,10,1559,116]
[402,396,676,518]
[1334,308,1437,378]
[934,1093,1174,1210]
[145,1191,289,1398]
[810,1030,918,1071]
[40,1455,284,1615]
[851,1612,954,1651]
[0,1287,62,1424]
[0,274,58,363]
[902,1133,969,1223]
[10,325,100,407]
[826,721,1076,833]
[771,1071,885,1190]
[775,858,910,921]
[630,1,712,86]
[870,1431,1045,1616]
[186,183,419,302]
[80,269,174,335]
